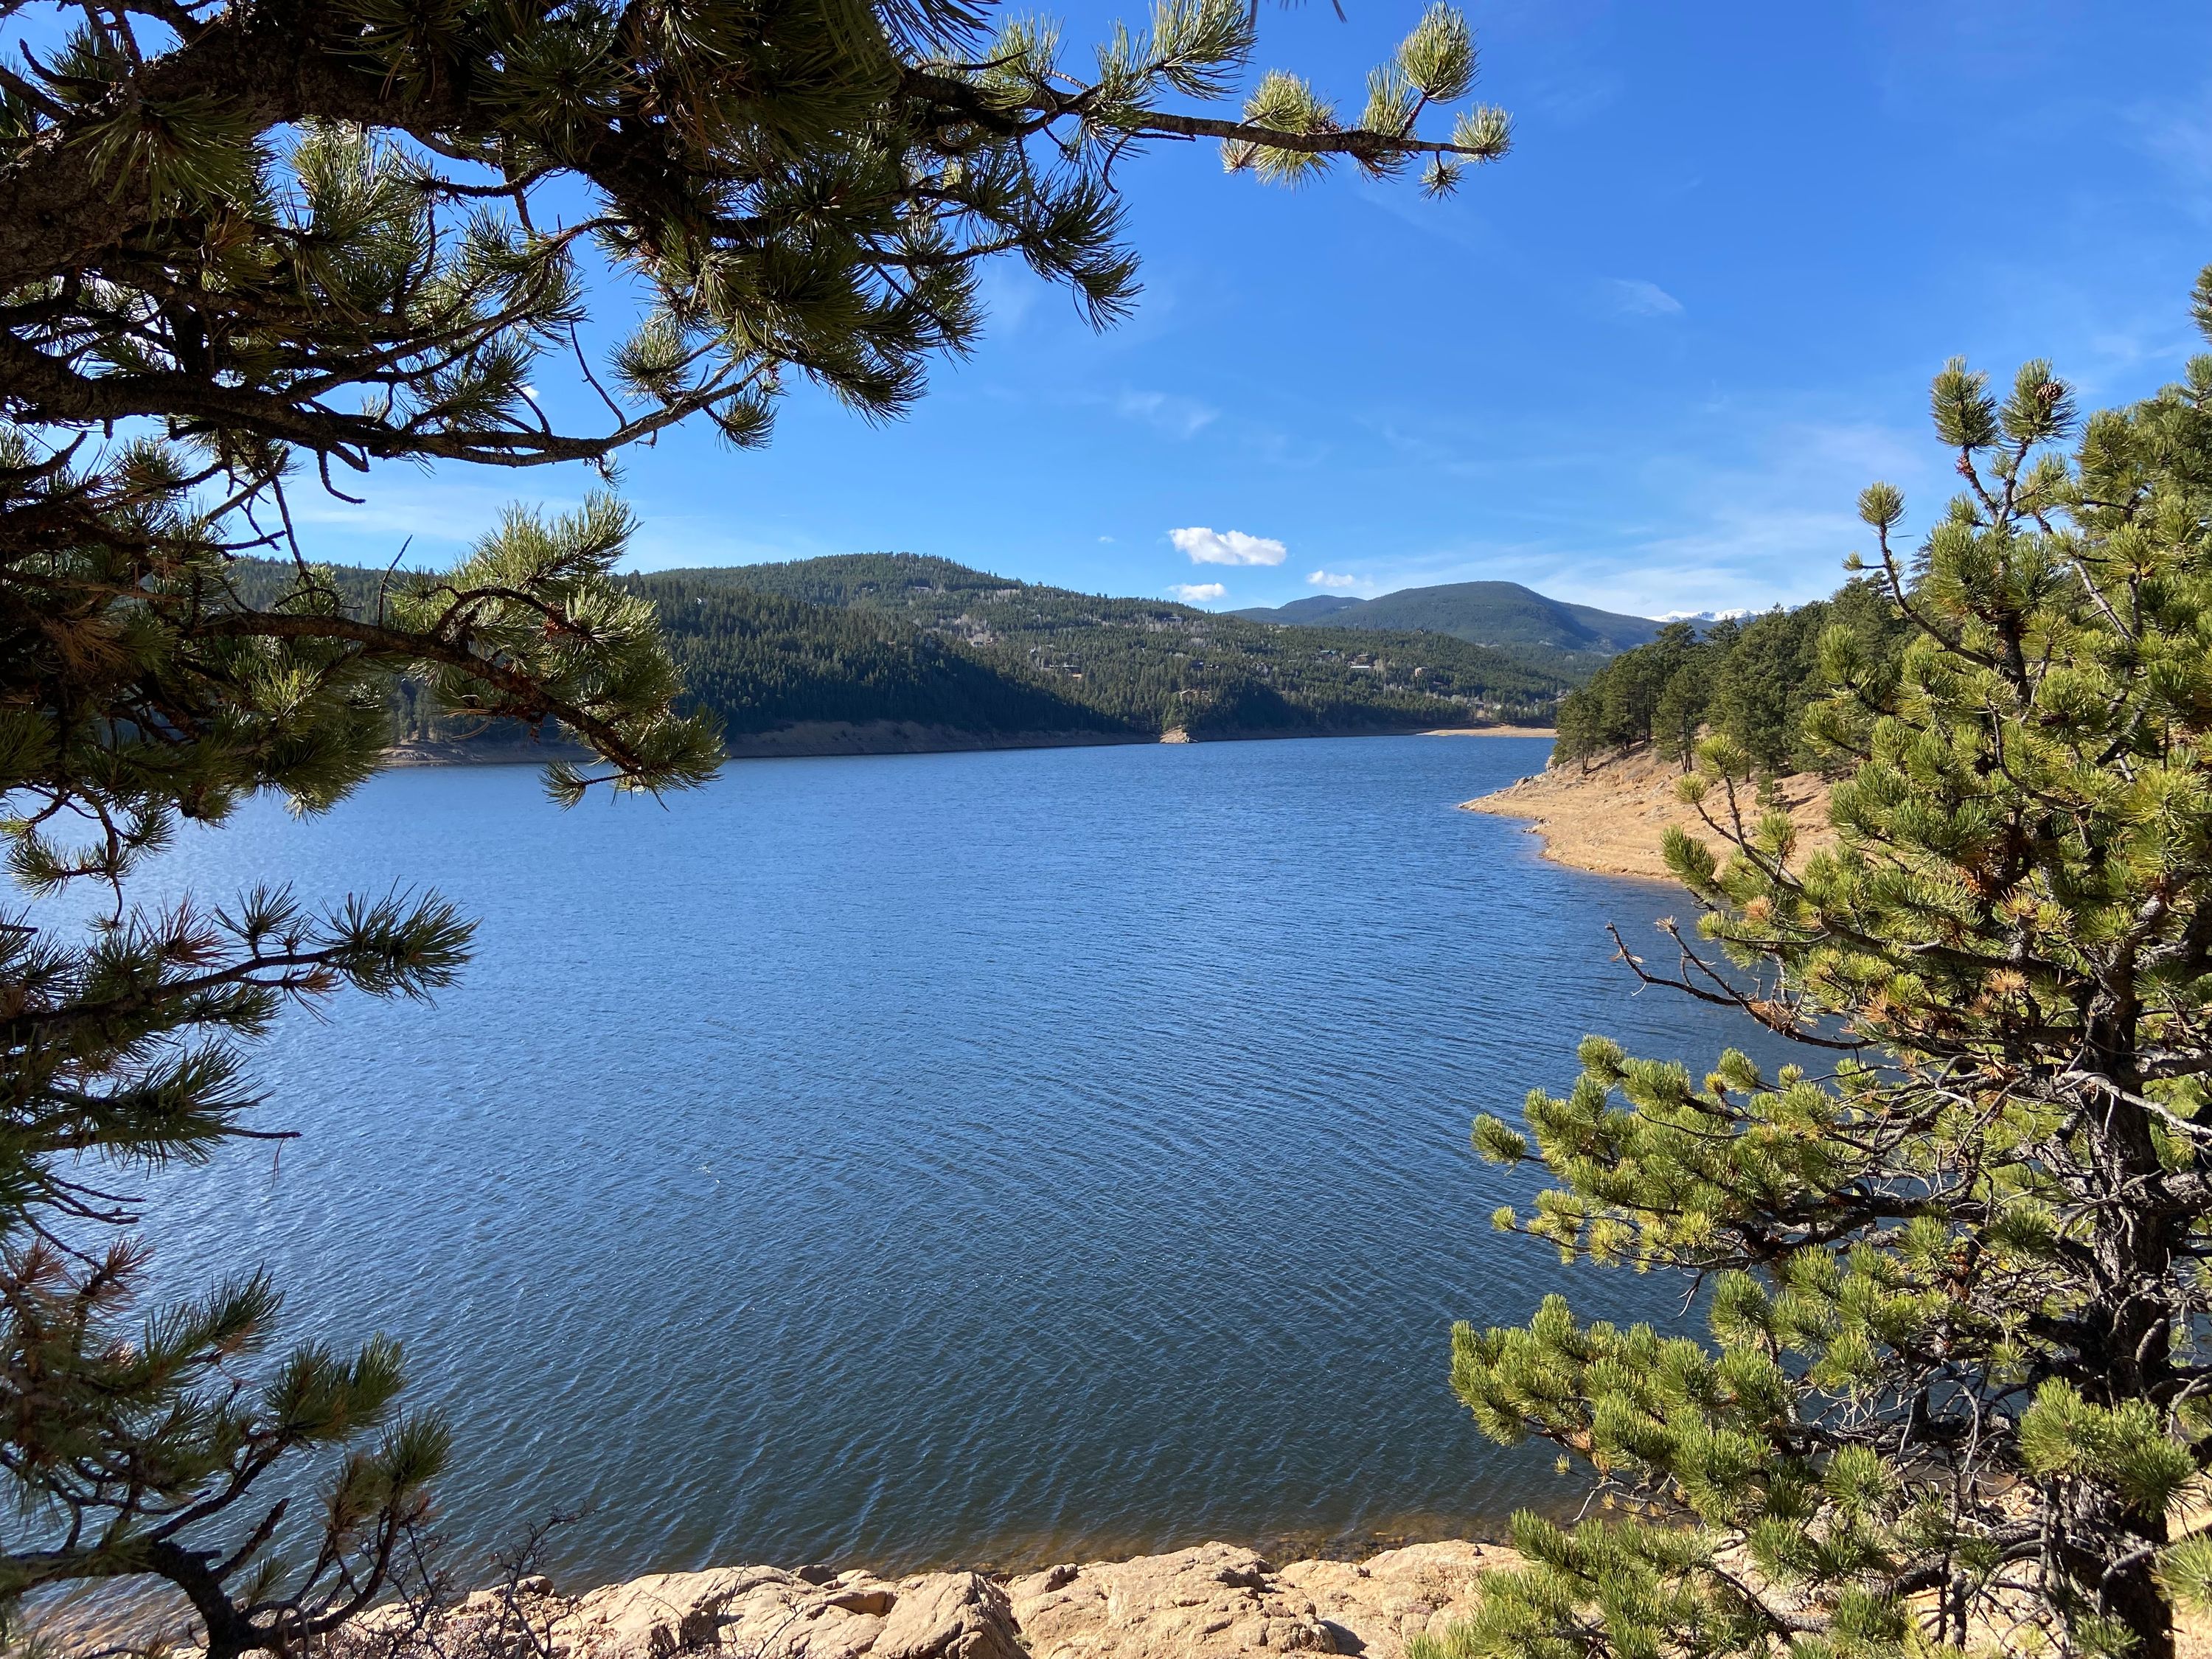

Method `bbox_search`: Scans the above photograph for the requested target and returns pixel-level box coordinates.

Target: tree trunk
[2113,1551,2175,1659]
[2076,1004,2179,1659]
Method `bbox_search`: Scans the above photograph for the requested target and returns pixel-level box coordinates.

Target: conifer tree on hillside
[1551,592,1910,776]
[1425,271,2212,1658]
[0,0,1512,1644]
[1652,666,1705,770]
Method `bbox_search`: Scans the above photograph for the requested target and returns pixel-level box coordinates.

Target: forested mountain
[622,581,1117,737]
[1230,580,1665,655]
[1242,595,1366,624]
[631,556,1571,736]
[1551,578,1913,773]
[218,554,1575,751]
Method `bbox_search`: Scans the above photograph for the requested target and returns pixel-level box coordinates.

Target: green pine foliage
[0,470,717,1653]
[0,0,1509,479]
[0,0,1517,1641]
[1551,585,1912,775]
[1423,271,2212,1658]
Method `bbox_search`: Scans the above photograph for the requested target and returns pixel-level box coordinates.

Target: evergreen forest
[1548,579,1916,773]
[228,552,1579,748]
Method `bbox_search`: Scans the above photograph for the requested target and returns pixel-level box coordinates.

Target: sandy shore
[383,722,1554,768]
[1461,748,1834,881]
[381,737,597,767]
[1419,726,1555,739]
[378,725,1142,768]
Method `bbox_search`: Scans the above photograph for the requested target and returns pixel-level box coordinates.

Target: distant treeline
[1552,580,1912,773]
[633,555,1572,738]
[214,553,1577,751]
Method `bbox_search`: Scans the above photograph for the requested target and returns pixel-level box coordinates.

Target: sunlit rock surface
[341,1540,1517,1659]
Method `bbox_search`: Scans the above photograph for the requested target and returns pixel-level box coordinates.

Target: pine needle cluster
[1427,269,2212,1658]
[1,0,1514,1647]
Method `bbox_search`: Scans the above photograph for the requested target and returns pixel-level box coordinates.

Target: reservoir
[114,734,1782,1586]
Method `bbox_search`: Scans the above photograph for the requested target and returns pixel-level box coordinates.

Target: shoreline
[1416,725,1554,739]
[74,1531,2212,1658]
[382,721,1558,769]
[1461,748,1834,882]
[46,1537,1523,1659]
[333,1537,1523,1659]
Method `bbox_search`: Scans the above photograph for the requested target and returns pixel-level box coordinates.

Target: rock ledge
[353,1541,1517,1659]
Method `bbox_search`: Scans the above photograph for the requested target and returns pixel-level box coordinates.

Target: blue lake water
[104,734,1782,1587]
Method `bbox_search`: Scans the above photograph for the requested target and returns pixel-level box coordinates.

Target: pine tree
[0,0,1513,1645]
[1424,269,2212,1658]
[1652,665,1705,770]
[1552,684,1607,770]
[1708,606,1820,776]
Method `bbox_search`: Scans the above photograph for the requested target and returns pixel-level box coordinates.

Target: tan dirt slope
[1461,747,1835,882]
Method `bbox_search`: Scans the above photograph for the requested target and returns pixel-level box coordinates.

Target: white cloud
[1168,582,1228,604]
[1608,278,1684,319]
[1170,526,1287,566]
[1307,569,1362,590]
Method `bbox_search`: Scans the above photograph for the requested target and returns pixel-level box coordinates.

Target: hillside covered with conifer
[224,553,1579,756]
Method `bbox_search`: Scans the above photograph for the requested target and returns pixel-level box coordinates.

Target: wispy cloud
[1336,414,1941,618]
[282,473,590,566]
[1168,581,1228,604]
[1116,390,1220,439]
[2126,83,2212,221]
[1171,526,1287,566]
[1607,278,1685,319]
[1525,63,1625,128]
[1307,569,1364,591]
[973,260,1049,335]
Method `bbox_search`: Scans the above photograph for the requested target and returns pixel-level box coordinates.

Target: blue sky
[296,1,2212,618]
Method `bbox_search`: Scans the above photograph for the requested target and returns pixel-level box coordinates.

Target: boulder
[1276,1542,1511,1655]
[1007,1542,1408,1659]
[546,1565,1019,1659]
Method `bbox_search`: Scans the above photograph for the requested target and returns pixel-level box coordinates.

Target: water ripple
[106,736,1791,1585]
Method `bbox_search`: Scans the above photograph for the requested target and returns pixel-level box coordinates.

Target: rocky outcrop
[344,1564,1023,1659]
[550,1564,1023,1659]
[338,1542,1514,1659]
[1008,1541,1509,1659]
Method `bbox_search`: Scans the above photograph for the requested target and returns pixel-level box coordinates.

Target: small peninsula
[1462,747,1834,882]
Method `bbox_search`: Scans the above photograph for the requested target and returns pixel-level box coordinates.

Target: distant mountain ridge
[1231,580,1666,656]
[633,554,1573,737]
[225,552,1580,759]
